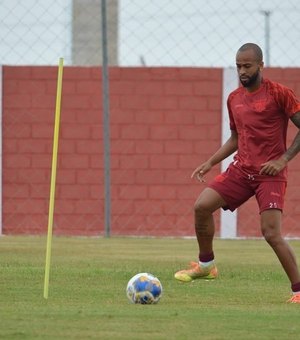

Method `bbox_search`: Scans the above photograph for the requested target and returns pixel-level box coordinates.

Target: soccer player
[174,43,300,303]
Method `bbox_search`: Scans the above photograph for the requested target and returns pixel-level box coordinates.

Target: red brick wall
[2,66,300,237]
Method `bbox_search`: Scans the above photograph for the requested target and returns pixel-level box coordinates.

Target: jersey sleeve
[227,93,237,130]
[272,82,300,117]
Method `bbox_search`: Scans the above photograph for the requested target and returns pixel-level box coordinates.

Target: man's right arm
[191,130,238,181]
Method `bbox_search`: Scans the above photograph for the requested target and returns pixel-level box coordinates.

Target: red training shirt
[227,78,300,181]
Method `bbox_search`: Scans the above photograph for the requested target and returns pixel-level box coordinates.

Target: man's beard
[240,68,260,88]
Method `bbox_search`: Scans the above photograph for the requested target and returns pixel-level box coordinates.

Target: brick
[76,169,103,184]
[121,125,149,139]
[18,80,47,94]
[4,94,32,109]
[150,155,178,169]
[194,110,219,124]
[149,96,178,110]
[165,110,194,125]
[75,199,104,214]
[4,199,46,214]
[62,124,91,139]
[120,155,149,169]
[165,170,191,185]
[110,125,121,139]
[60,184,90,199]
[208,97,222,110]
[32,124,54,139]
[149,67,179,80]
[176,185,200,200]
[110,80,135,95]
[60,109,78,123]
[4,155,31,168]
[135,170,165,184]
[164,81,193,95]
[62,94,91,109]
[49,80,75,95]
[76,110,102,124]
[111,140,135,154]
[3,66,31,79]
[91,124,104,139]
[120,95,148,110]
[30,184,50,198]
[164,140,194,154]
[3,184,30,198]
[135,81,164,95]
[179,96,208,110]
[112,109,135,124]
[135,140,163,154]
[32,95,55,109]
[55,199,75,214]
[77,140,102,154]
[2,214,48,235]
[134,201,163,214]
[18,169,48,183]
[149,185,176,199]
[56,170,76,184]
[118,185,148,199]
[60,155,89,169]
[179,155,199,169]
[178,68,212,80]
[90,155,104,169]
[3,124,31,138]
[150,126,178,140]
[179,126,210,140]
[134,110,164,125]
[111,170,135,184]
[3,139,17,153]
[163,200,192,215]
[31,66,58,80]
[120,68,152,80]
[90,184,105,199]
[31,155,51,169]
[76,81,102,95]
[3,168,18,183]
[193,81,221,96]
[57,140,76,154]
[4,80,20,94]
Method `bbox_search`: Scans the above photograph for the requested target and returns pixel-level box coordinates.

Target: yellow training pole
[44,58,64,299]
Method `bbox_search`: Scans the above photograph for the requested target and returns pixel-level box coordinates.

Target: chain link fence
[1,0,300,67]
[2,0,300,237]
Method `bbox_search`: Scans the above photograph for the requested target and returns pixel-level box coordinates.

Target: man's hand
[191,161,213,182]
[259,157,288,176]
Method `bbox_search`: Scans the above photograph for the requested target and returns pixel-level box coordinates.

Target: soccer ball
[126,272,163,304]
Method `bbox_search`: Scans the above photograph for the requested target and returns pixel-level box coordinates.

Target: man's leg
[174,188,226,282]
[260,209,300,285]
[194,188,227,259]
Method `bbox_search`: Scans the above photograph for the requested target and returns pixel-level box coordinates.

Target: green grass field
[1,236,300,339]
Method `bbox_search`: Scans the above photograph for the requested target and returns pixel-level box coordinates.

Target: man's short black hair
[238,43,263,62]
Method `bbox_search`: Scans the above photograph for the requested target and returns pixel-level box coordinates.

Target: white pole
[0,66,2,235]
[220,67,238,238]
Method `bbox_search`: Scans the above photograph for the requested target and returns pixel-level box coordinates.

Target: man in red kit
[175,43,300,303]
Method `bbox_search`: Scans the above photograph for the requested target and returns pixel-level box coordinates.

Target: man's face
[236,49,263,88]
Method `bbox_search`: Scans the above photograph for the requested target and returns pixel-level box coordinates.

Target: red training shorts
[208,163,287,213]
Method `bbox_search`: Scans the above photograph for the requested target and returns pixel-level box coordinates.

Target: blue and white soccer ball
[126,272,163,304]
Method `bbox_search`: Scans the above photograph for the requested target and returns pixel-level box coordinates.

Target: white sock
[199,260,214,268]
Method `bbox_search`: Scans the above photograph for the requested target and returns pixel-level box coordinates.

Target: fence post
[101,0,111,237]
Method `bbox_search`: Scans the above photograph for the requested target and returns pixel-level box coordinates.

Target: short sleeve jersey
[227,78,300,180]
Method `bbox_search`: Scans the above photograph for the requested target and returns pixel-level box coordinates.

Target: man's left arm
[284,111,300,161]
[260,111,300,176]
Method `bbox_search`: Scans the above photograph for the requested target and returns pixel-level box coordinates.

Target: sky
[0,0,300,67]
[119,0,300,67]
